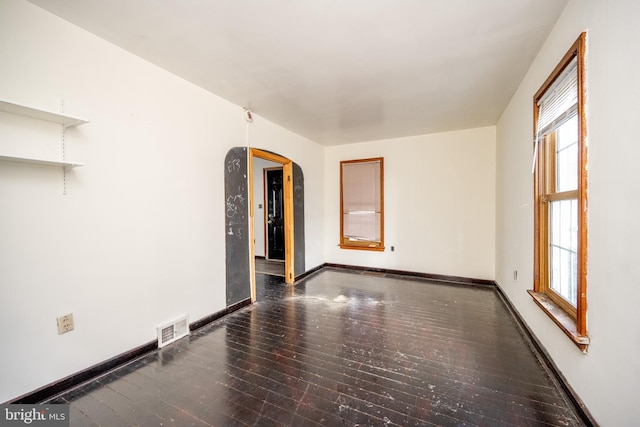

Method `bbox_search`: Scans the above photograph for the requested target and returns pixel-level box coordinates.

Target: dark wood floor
[255,257,285,277]
[46,268,585,426]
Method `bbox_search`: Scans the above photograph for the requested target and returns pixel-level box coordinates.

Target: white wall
[0,0,324,402]
[495,1,640,425]
[325,127,496,280]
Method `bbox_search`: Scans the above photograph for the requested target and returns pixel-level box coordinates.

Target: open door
[249,148,294,301]
[265,167,285,261]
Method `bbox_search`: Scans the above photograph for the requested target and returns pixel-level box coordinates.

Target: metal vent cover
[156,314,189,348]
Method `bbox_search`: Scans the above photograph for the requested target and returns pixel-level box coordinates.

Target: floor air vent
[156,314,189,348]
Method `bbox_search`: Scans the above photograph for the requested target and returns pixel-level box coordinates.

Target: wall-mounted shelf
[0,153,83,168]
[0,98,89,127]
[0,97,89,193]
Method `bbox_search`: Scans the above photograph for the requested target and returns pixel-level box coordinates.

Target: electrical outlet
[513,270,518,280]
[57,313,74,334]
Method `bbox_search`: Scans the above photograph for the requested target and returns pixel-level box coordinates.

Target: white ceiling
[27,0,567,145]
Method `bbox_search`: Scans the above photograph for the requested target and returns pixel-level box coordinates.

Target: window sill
[528,290,589,353]
[339,244,385,252]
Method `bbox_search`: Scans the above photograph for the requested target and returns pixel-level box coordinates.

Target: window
[340,158,384,250]
[530,33,588,351]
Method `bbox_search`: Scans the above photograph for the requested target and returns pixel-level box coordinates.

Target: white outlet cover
[57,313,74,334]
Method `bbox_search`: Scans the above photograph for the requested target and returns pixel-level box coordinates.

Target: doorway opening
[253,164,285,278]
[224,146,304,307]
[249,148,294,301]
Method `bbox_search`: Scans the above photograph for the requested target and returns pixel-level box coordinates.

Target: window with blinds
[531,32,588,351]
[340,158,384,250]
[537,57,578,134]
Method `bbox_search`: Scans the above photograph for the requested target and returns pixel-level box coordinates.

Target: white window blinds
[533,56,578,173]
[537,57,578,135]
[342,161,380,213]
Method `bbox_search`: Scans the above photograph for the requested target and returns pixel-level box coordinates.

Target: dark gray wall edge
[225,147,251,306]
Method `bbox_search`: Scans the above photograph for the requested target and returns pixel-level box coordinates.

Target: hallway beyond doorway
[255,256,285,277]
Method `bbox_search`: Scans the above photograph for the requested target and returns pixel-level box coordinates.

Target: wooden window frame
[340,157,384,251]
[530,33,589,351]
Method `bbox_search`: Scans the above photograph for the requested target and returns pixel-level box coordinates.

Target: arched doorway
[224,147,305,306]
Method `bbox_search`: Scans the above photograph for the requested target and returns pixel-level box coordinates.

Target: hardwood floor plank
[222,307,565,411]
[44,269,586,426]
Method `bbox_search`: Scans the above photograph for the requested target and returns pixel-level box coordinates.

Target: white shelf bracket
[60,99,68,195]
